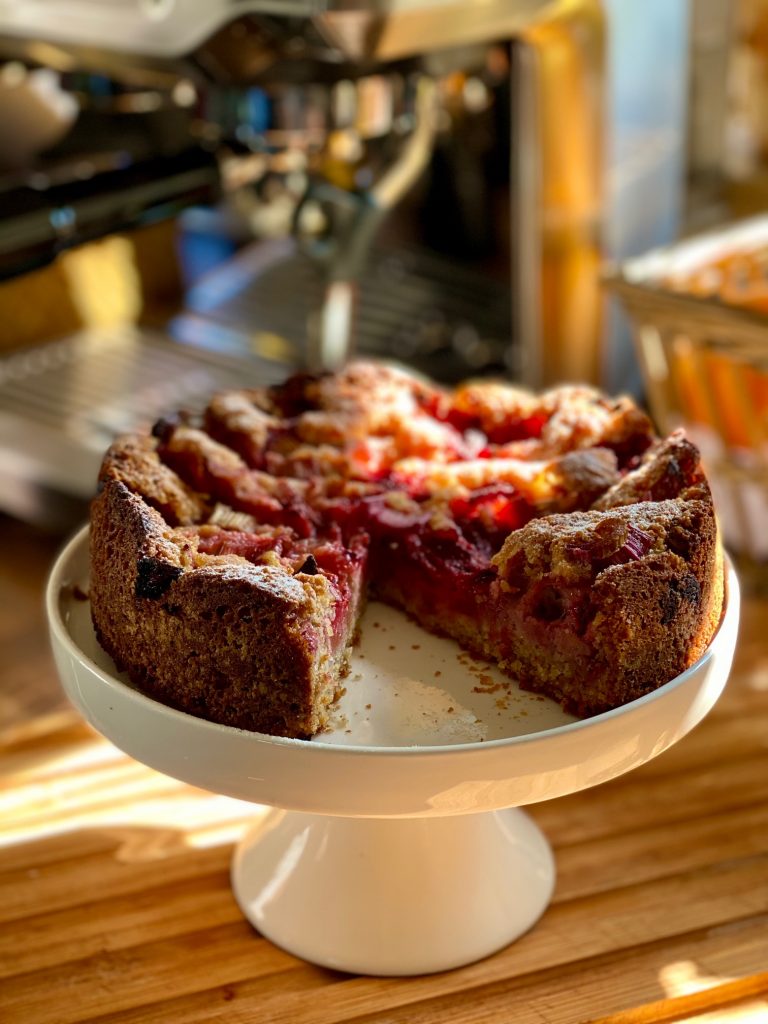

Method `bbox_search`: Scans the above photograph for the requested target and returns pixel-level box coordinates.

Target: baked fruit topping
[89,361,723,737]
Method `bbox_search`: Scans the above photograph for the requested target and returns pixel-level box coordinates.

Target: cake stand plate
[47,528,740,975]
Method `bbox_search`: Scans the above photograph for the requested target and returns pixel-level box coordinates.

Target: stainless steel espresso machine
[0,0,690,527]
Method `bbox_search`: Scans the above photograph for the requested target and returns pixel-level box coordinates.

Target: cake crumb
[411,644,420,650]
[434,670,442,678]
[389,644,396,651]
[472,672,504,694]
[365,703,372,710]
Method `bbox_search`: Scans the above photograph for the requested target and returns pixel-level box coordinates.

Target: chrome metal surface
[300,75,439,371]
[0,324,287,529]
[179,238,512,380]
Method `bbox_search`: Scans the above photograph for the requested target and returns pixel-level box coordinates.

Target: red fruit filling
[150,370,665,679]
[195,527,293,561]
[567,522,654,571]
[431,400,548,446]
[358,495,498,626]
[448,485,535,553]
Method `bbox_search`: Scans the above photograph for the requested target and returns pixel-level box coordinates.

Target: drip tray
[0,324,288,530]
[179,238,512,383]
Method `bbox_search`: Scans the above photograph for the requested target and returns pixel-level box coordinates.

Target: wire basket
[606,216,768,591]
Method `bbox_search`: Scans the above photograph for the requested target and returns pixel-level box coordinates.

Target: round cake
[89,361,724,737]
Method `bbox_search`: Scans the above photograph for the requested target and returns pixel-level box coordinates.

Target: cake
[89,361,724,737]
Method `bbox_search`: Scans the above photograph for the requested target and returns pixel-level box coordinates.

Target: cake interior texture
[89,361,724,737]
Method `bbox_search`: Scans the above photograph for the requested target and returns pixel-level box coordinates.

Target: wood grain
[1,518,767,1023]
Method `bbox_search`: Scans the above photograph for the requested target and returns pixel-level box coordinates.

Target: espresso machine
[0,0,690,527]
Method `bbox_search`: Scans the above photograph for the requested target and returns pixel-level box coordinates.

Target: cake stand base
[231,807,555,976]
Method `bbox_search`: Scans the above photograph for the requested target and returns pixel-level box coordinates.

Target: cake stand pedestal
[47,528,739,976]
[232,808,553,975]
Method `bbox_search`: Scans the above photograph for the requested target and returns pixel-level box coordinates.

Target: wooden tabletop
[2,517,768,1023]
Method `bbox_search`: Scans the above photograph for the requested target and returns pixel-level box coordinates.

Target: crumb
[345,729,352,734]
[472,673,504,695]
[373,621,380,628]
[365,703,372,710]
[389,644,396,651]
[434,670,442,678]
[447,706,454,713]
[411,644,420,650]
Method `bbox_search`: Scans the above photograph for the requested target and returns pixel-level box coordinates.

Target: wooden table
[2,518,768,1023]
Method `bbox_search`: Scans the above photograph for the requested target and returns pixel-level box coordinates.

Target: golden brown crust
[204,390,278,466]
[538,387,654,455]
[449,380,539,433]
[491,496,723,715]
[592,430,706,510]
[98,435,207,526]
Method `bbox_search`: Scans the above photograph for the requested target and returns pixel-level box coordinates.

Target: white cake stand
[47,527,740,976]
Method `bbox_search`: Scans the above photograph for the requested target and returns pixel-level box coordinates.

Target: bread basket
[606,216,768,589]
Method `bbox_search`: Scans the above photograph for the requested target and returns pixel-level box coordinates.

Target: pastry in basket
[89,361,723,737]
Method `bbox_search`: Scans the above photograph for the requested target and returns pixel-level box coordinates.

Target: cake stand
[47,527,740,976]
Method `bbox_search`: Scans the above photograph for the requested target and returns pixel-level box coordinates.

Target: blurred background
[1,0,768,723]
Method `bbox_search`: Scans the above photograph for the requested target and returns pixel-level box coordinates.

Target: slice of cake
[91,475,366,737]
[488,494,722,716]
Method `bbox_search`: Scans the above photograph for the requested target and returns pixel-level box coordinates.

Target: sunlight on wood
[659,959,736,997]
[0,730,266,857]
[657,960,768,1023]
[680,999,768,1022]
